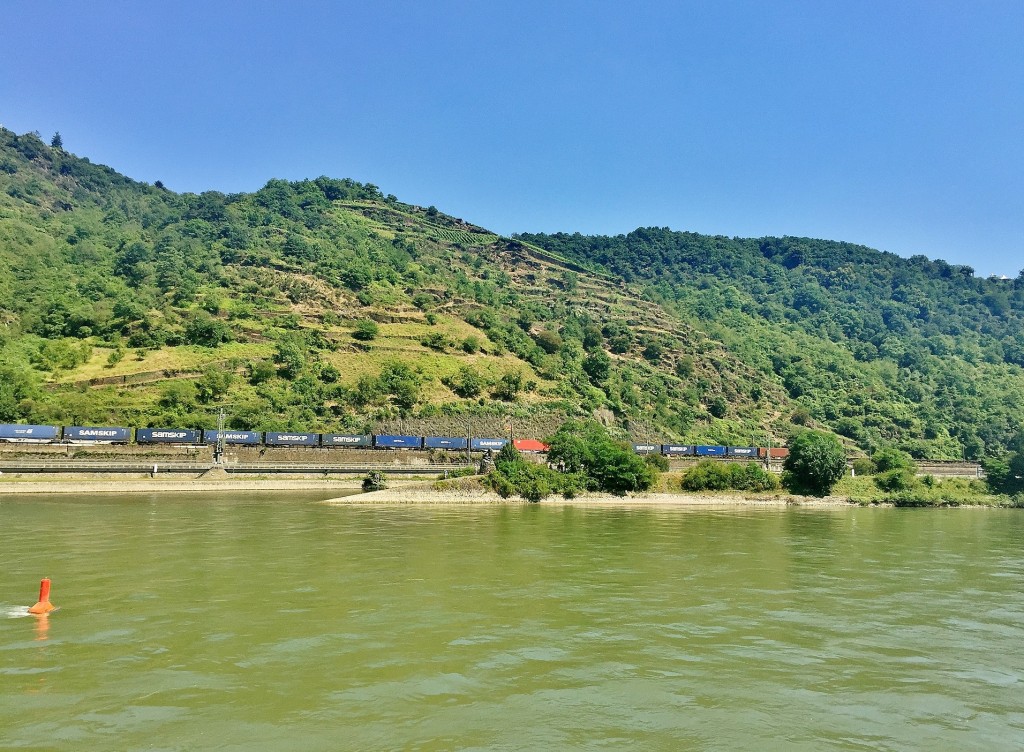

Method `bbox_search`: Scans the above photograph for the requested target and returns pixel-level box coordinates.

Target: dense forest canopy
[1,126,1022,461]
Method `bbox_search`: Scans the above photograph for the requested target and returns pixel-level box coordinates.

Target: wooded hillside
[1,127,1021,460]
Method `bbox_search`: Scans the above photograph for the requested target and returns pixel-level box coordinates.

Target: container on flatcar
[661,444,695,456]
[321,434,372,448]
[758,447,790,459]
[136,428,201,444]
[471,437,508,451]
[694,445,727,456]
[203,429,262,446]
[63,426,132,443]
[726,446,758,457]
[424,436,469,450]
[0,424,60,443]
[264,432,320,447]
[632,443,660,455]
[374,435,424,449]
[514,439,549,452]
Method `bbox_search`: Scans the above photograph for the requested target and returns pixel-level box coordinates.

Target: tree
[50,132,63,149]
[0,365,39,421]
[183,313,233,347]
[782,430,847,496]
[492,371,524,401]
[535,329,562,354]
[444,366,485,398]
[274,335,306,379]
[488,443,557,502]
[546,420,656,496]
[582,350,611,384]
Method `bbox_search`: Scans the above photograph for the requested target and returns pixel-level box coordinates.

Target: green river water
[1,494,1022,751]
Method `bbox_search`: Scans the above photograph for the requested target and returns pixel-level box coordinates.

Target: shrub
[183,313,233,347]
[421,332,449,350]
[535,329,562,354]
[851,457,875,476]
[872,447,915,473]
[492,371,524,401]
[782,430,847,496]
[352,319,379,341]
[680,461,780,492]
[248,360,276,385]
[362,472,387,492]
[487,443,559,502]
[444,366,485,398]
[875,468,915,492]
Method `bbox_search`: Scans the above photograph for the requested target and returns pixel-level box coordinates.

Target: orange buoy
[28,578,55,614]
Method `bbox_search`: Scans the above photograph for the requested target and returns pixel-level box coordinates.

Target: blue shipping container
[203,430,262,446]
[321,433,372,447]
[727,446,758,457]
[136,428,200,444]
[661,444,695,456]
[695,445,727,456]
[64,426,132,443]
[632,444,660,454]
[374,435,423,449]
[265,432,320,447]
[0,424,59,442]
[471,438,508,451]
[424,436,469,450]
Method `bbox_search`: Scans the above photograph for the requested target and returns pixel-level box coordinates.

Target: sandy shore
[0,474,853,506]
[322,482,856,507]
[0,476,458,496]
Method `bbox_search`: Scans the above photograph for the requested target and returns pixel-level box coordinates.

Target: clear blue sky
[2,1,1021,276]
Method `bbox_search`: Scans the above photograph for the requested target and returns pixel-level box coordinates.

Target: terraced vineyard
[2,126,1023,461]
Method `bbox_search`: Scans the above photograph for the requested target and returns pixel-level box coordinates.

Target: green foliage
[875,468,916,492]
[352,319,379,341]
[681,460,781,492]
[362,472,387,492]
[582,350,611,384]
[534,329,562,354]
[492,371,524,401]
[183,313,233,347]
[420,331,449,351]
[872,447,915,473]
[195,366,234,404]
[274,335,306,379]
[32,339,92,371]
[354,361,421,413]
[851,457,875,476]
[984,438,1024,495]
[1,125,1022,456]
[487,443,559,502]
[461,335,481,354]
[547,420,656,496]
[248,360,276,385]
[0,364,39,421]
[443,366,485,398]
[782,430,847,496]
[159,380,198,412]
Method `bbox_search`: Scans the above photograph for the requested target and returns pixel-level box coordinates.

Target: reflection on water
[1,495,1023,750]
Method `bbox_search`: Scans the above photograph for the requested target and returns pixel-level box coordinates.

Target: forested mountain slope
[0,127,1020,460]
[517,228,1024,459]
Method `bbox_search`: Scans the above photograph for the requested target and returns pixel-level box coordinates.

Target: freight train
[0,424,522,451]
[0,423,786,459]
[632,443,789,459]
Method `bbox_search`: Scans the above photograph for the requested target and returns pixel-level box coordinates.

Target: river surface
[1,495,1022,751]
